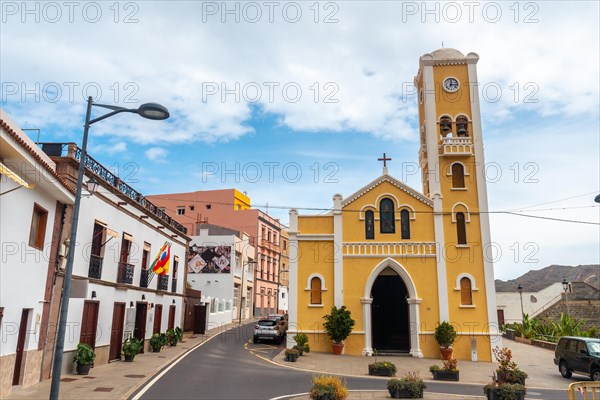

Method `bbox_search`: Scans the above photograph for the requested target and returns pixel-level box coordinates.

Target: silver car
[253,319,283,344]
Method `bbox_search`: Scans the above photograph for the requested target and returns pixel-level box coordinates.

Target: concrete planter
[432,369,459,381]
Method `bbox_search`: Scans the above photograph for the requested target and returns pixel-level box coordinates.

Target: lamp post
[239,260,256,325]
[49,97,169,400]
[562,278,573,336]
[517,284,525,337]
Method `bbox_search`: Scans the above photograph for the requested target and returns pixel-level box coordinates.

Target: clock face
[443,77,460,92]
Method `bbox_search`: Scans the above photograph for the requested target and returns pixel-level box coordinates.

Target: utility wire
[146,195,599,225]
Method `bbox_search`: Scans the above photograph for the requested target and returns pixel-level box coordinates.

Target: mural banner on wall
[188,245,231,274]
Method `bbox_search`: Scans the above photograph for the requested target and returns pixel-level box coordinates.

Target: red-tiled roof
[0,117,75,195]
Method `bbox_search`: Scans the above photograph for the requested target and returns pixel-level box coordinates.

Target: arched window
[451,163,465,188]
[439,116,452,137]
[460,277,473,305]
[380,198,395,233]
[400,209,410,239]
[456,212,467,245]
[310,277,322,304]
[456,115,469,137]
[365,210,375,239]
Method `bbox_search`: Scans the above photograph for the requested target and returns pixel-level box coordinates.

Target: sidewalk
[5,321,243,400]
[6,331,572,400]
[270,339,571,390]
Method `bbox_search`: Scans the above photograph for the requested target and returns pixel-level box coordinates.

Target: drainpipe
[40,202,68,379]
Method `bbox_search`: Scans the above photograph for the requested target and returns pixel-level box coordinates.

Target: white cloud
[145,147,168,162]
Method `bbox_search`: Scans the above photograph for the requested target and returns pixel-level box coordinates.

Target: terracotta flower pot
[332,343,344,355]
[440,347,453,360]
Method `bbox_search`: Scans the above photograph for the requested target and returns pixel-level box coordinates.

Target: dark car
[554,336,600,381]
[253,319,283,344]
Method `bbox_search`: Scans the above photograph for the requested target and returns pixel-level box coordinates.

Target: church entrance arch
[371,268,409,352]
[361,258,423,357]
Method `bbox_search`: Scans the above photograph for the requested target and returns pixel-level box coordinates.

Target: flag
[151,242,171,275]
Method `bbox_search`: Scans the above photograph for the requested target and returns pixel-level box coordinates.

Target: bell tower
[414,49,498,354]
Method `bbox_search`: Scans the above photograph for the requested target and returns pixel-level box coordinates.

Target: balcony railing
[440,137,473,156]
[342,242,437,257]
[88,254,103,279]
[171,278,178,293]
[140,269,149,288]
[157,275,169,291]
[117,262,135,284]
[39,142,187,235]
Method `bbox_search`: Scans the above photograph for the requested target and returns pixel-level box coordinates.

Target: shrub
[149,333,166,350]
[368,361,397,376]
[429,365,440,374]
[323,306,355,344]
[493,347,528,385]
[122,337,143,359]
[310,375,348,400]
[175,326,184,342]
[285,348,300,357]
[387,371,426,398]
[73,343,96,365]
[294,333,310,354]
[166,328,178,346]
[442,358,458,372]
[434,321,457,349]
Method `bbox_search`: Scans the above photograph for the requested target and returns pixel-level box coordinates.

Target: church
[287,48,500,361]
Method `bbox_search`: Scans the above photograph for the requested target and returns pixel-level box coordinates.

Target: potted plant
[430,358,459,381]
[322,306,355,355]
[483,347,527,400]
[293,333,310,355]
[122,337,143,361]
[73,343,96,375]
[309,374,348,400]
[166,328,178,346]
[483,373,526,400]
[493,347,527,385]
[149,333,166,353]
[434,321,457,360]
[175,326,184,342]
[387,371,426,398]
[284,348,300,362]
[368,361,397,377]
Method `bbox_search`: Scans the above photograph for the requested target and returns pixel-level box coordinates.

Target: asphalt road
[134,324,567,400]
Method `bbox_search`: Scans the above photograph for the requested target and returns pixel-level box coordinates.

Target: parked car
[253,319,283,344]
[554,336,600,381]
[266,314,287,333]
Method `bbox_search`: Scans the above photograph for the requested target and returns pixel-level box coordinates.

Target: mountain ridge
[495,264,599,292]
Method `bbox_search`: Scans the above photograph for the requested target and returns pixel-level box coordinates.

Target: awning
[0,161,34,189]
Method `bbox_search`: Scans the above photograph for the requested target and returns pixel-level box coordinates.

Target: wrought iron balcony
[88,254,103,279]
[171,278,178,293]
[140,269,149,288]
[39,142,187,235]
[117,262,135,285]
[157,275,169,291]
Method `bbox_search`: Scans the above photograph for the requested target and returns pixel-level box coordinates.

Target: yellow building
[287,48,500,361]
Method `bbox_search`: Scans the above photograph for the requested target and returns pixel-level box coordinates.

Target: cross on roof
[378,153,391,167]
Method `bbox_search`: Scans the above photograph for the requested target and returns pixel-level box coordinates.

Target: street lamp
[562,278,573,336]
[239,260,257,325]
[517,284,525,337]
[49,96,169,400]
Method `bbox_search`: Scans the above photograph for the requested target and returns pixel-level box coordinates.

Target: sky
[1,1,599,281]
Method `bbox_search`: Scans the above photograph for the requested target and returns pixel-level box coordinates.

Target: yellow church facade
[287,48,501,362]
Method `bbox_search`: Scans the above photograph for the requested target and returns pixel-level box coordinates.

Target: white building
[187,224,255,327]
[0,111,74,397]
[496,282,564,324]
[40,142,190,373]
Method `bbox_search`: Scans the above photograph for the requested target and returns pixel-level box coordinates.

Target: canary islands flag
[151,242,171,275]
